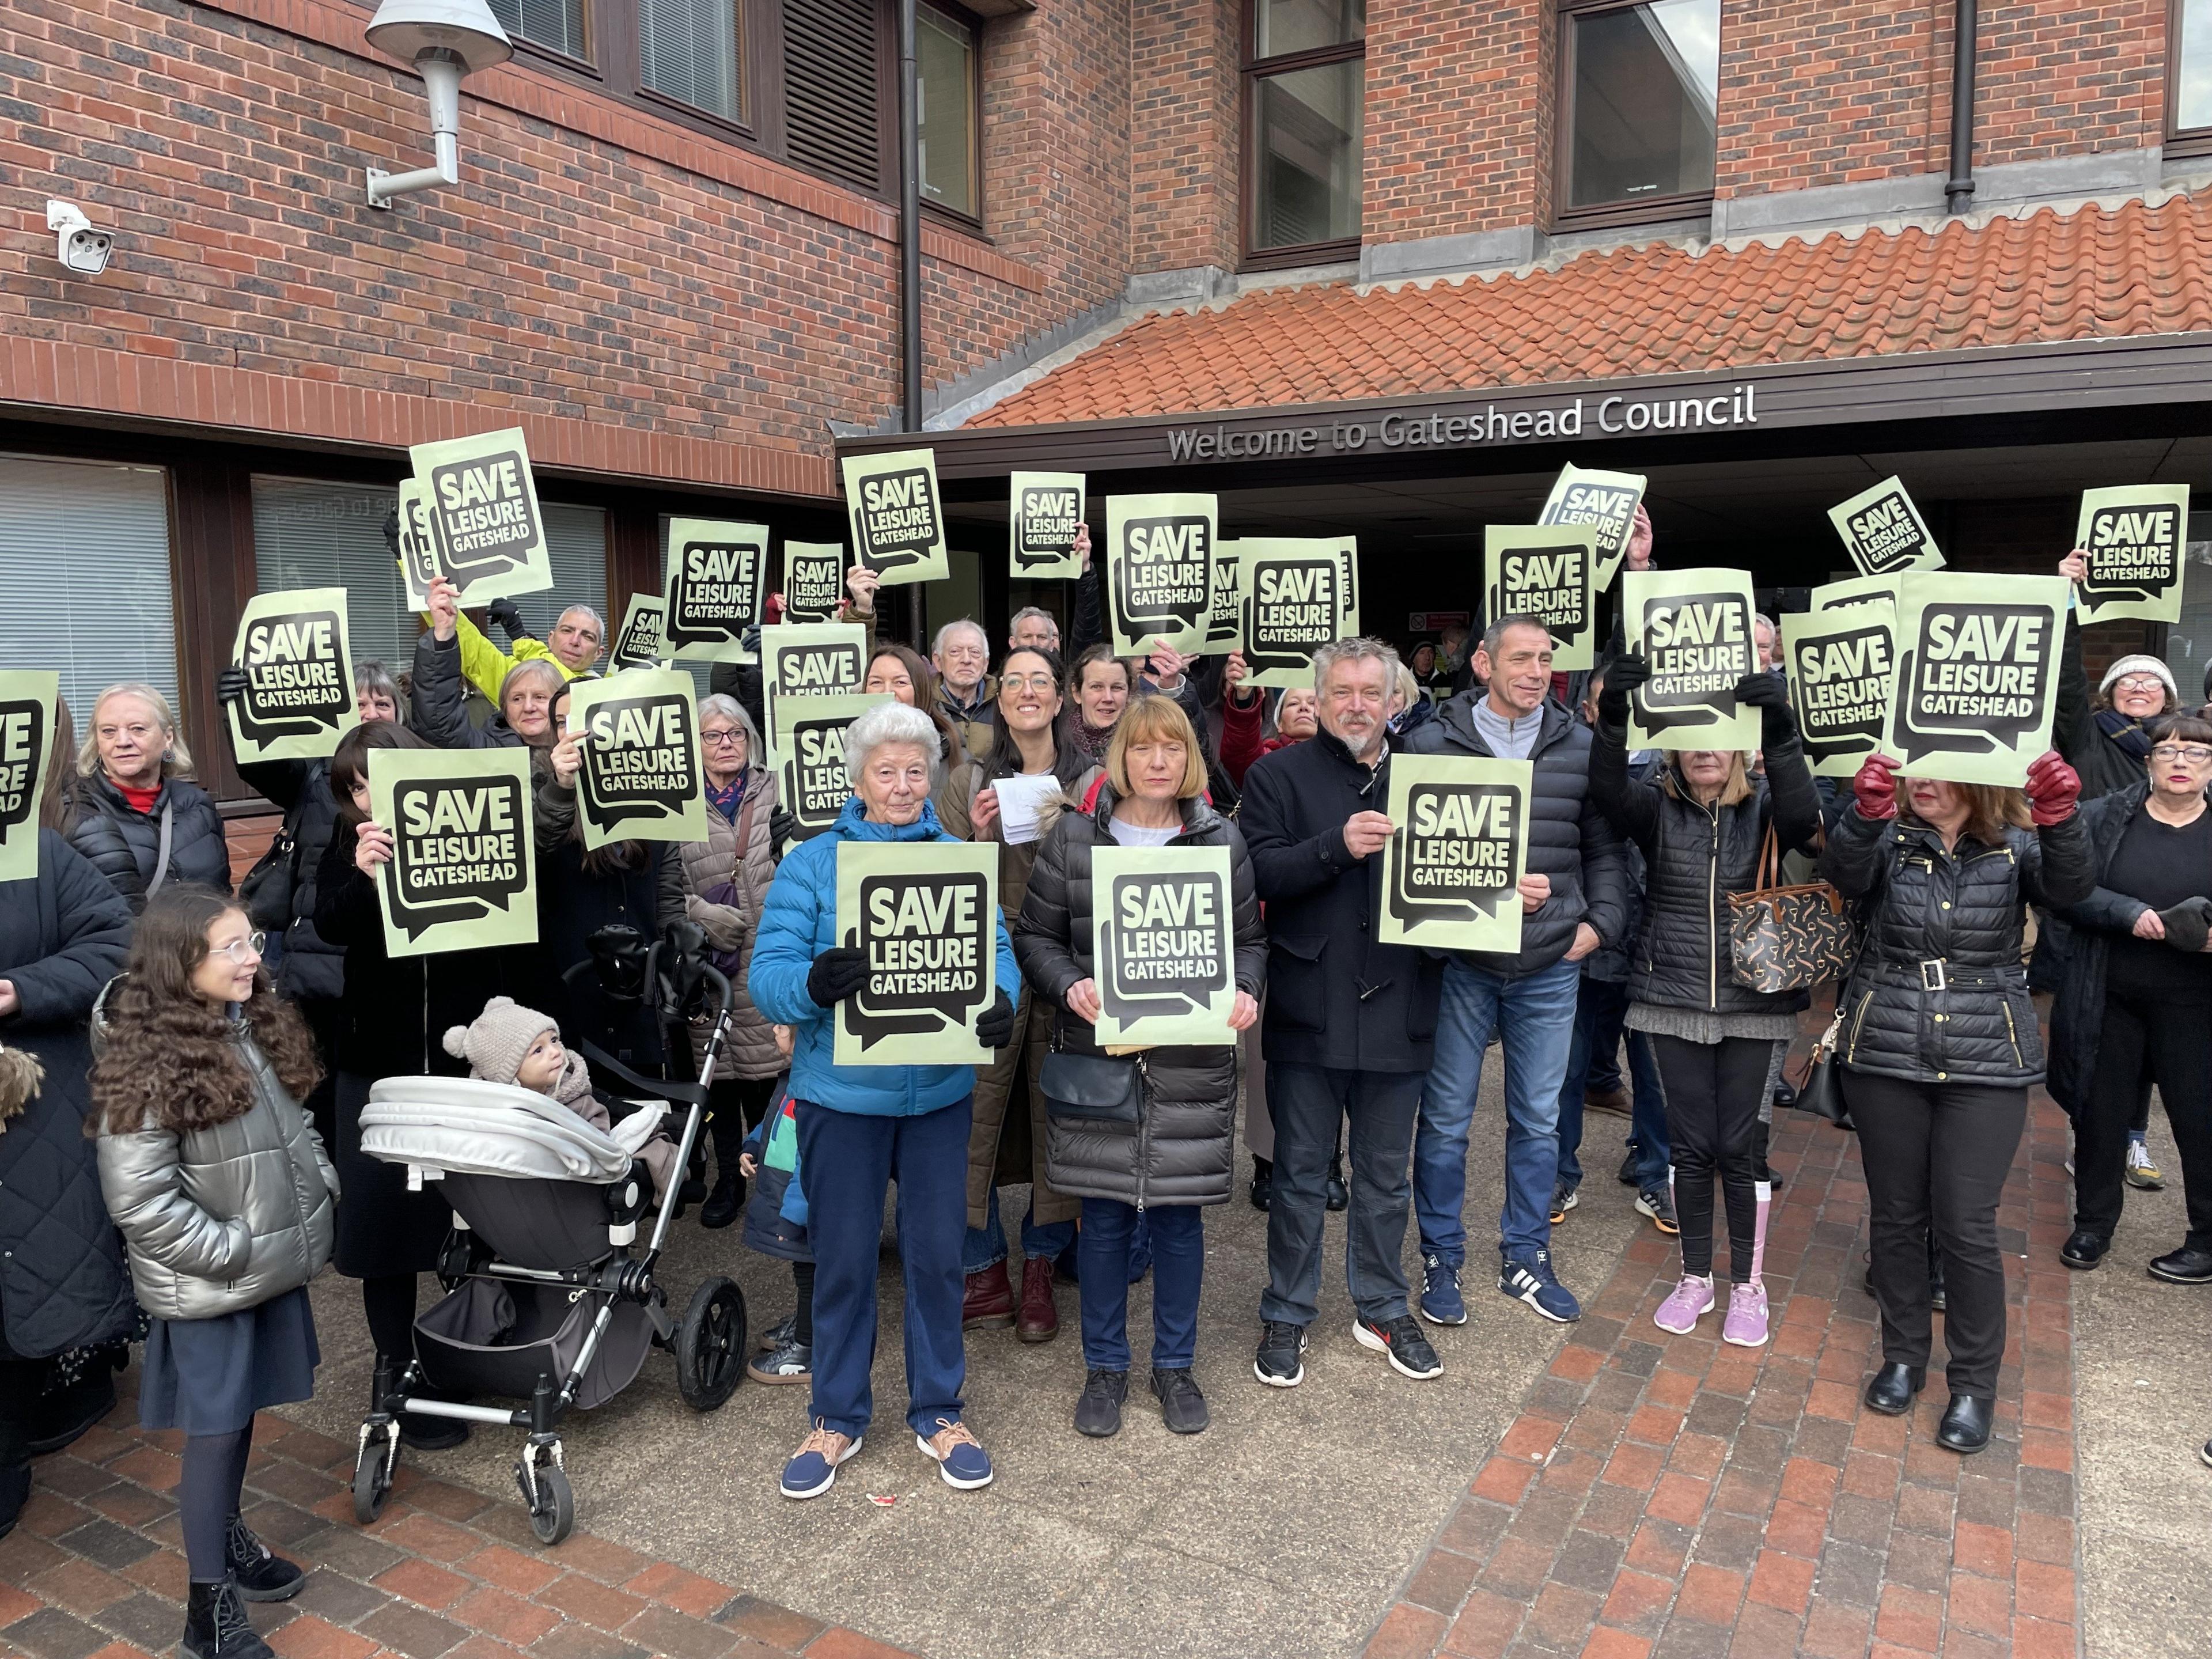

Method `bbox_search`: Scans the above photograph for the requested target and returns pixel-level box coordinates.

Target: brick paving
[0,1399,910,1659]
[1363,1094,2081,1659]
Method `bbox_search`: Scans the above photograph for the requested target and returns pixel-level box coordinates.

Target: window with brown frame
[1555,0,1719,229]
[917,5,982,222]
[1244,0,1365,267]
[2173,0,2212,154]
[641,0,746,124]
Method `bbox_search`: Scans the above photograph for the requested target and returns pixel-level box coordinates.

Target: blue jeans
[961,1187,1078,1274]
[796,1095,971,1441]
[1078,1199,1202,1370]
[1555,976,1669,1192]
[1416,955,1581,1264]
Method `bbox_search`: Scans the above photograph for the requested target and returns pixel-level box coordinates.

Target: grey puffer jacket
[1013,786,1267,1209]
[1590,715,1823,1016]
[657,765,783,1082]
[95,1027,339,1321]
[1820,805,2093,1087]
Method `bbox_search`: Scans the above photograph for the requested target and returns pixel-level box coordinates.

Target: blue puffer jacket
[748,794,1020,1116]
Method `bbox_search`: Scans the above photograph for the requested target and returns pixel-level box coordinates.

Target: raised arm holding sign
[1886,571,2069,786]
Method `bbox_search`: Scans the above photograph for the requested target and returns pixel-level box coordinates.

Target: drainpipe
[897,0,922,430]
[1944,0,1978,214]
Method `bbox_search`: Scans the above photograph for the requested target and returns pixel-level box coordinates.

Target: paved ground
[271,1067,1634,1659]
[8,1047,2212,1659]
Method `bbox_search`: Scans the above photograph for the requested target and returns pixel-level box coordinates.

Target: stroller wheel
[353,1429,397,1525]
[676,1277,747,1411]
[524,1463,574,1545]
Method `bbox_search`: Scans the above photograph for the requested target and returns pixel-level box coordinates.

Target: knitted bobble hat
[2099,654,2178,702]
[443,996,559,1088]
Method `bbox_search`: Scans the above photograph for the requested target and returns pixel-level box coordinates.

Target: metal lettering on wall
[1164,384,1759,463]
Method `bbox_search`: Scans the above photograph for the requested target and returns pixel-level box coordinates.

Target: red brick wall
[1128,0,1243,274]
[0,0,1118,490]
[1970,0,2166,167]
[1363,0,1551,244]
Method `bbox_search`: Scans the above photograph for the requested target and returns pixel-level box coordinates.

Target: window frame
[1551,0,1720,232]
[915,1,986,232]
[2169,0,2212,157]
[1240,4,1367,271]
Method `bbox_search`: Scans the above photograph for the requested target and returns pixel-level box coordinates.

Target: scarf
[1070,715,1116,763]
[707,771,749,823]
[2097,708,2155,763]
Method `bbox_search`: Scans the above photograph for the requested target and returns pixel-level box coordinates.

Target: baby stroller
[350,926,747,1544]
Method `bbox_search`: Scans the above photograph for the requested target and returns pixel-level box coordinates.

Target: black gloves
[1596,653,1648,724]
[486,597,528,640]
[768,807,800,865]
[215,666,250,706]
[975,988,1016,1050]
[1733,671,1796,743]
[806,946,868,1009]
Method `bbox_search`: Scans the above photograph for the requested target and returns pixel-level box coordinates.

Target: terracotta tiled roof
[968,194,2212,427]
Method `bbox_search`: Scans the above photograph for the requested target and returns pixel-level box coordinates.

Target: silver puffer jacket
[95,1027,339,1321]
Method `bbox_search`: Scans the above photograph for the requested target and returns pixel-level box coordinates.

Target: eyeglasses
[701,729,745,747]
[2113,676,2169,694]
[2150,744,2212,764]
[210,931,267,964]
[1000,674,1058,692]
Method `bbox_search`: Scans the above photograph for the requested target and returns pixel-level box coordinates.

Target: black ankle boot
[1863,1362,1925,1416]
[700,1166,745,1230]
[183,1578,275,1659]
[225,1515,305,1603]
[1937,1393,1994,1453]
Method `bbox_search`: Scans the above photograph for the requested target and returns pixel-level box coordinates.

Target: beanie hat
[2099,654,2178,702]
[443,997,559,1088]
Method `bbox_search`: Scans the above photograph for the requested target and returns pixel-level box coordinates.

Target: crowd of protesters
[6,507,2212,1653]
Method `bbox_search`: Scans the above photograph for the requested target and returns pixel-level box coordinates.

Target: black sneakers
[1353,1313,1444,1380]
[1151,1368,1210,1434]
[1074,1369,1128,1438]
[225,1516,305,1603]
[1254,1320,1308,1387]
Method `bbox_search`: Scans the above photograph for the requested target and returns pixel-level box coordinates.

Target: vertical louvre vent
[785,0,881,192]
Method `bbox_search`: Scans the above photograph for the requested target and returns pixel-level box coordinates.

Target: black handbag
[1796,1006,1853,1129]
[238,821,296,931]
[1039,1048,1141,1126]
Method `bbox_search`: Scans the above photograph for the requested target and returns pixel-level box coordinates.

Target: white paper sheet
[990,772,1062,846]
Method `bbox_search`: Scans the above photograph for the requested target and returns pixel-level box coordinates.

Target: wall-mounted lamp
[363,0,513,210]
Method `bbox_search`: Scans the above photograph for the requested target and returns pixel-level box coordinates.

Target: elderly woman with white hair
[66,681,230,911]
[659,694,785,1229]
[749,700,1020,1501]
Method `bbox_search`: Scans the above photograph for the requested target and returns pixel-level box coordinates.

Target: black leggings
[181,1421,253,1582]
[362,1275,419,1362]
[1846,1071,2024,1397]
[706,1076,778,1171]
[1648,1034,1779,1279]
[2077,986,2212,1248]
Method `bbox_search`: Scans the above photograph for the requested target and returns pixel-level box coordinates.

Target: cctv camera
[46,200,113,277]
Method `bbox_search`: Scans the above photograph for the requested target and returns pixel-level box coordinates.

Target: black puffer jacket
[1590,715,1823,1016]
[1406,692,1630,978]
[236,759,344,1006]
[65,773,230,912]
[0,832,135,1359]
[2051,618,2161,804]
[1821,805,2093,1087]
[2046,783,2210,1114]
[410,631,523,750]
[1014,786,1266,1209]
[1241,730,1442,1073]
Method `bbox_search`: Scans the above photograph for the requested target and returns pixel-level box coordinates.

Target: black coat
[1406,692,1631,978]
[236,758,345,1007]
[1240,730,1443,1073]
[0,832,135,1359]
[65,772,230,912]
[1590,715,1822,1016]
[410,631,523,750]
[2051,618,2158,804]
[2046,783,2210,1114]
[1013,787,1266,1209]
[313,821,528,1278]
[1820,805,2094,1087]
[527,774,669,1072]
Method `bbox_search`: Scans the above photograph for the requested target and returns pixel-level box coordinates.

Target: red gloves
[1850,753,1900,820]
[2024,751,2081,827]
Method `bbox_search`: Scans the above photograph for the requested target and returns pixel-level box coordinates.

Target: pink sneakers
[1653,1273,1715,1334]
[1722,1281,1770,1347]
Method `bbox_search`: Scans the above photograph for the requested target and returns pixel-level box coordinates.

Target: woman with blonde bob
[1014,695,1266,1440]
[67,682,230,910]
[1590,654,1820,1351]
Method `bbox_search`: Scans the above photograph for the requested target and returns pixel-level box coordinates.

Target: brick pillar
[1127,0,1243,283]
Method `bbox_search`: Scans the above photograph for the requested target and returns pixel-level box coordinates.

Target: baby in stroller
[444,998,680,1202]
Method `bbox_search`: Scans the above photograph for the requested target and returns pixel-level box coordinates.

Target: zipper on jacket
[1703,802,1720,1011]
[1846,991,1873,1063]
[1134,1054,1152,1214]
[2001,998,2022,1069]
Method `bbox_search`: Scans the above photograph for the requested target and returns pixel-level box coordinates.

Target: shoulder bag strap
[145,798,176,900]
